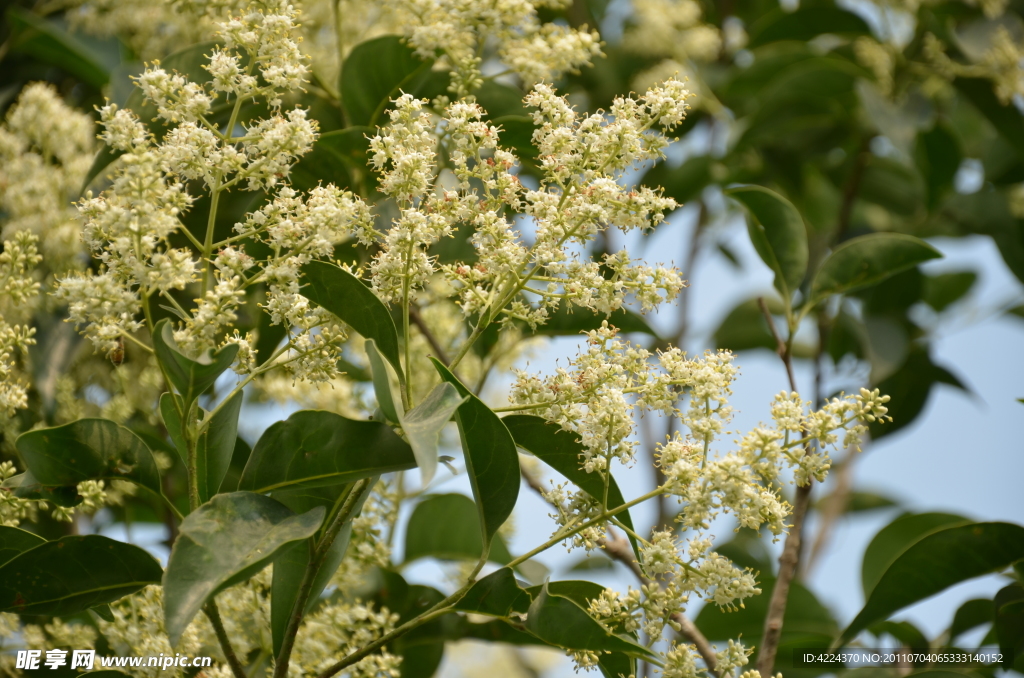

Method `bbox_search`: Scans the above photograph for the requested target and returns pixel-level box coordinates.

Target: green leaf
[90,603,115,622]
[994,584,1024,669]
[161,391,244,503]
[502,414,639,559]
[525,583,653,659]
[948,598,994,642]
[431,359,520,549]
[340,35,449,127]
[810,233,942,304]
[727,185,809,299]
[6,7,115,88]
[955,77,1024,157]
[163,491,325,647]
[923,272,977,312]
[402,382,466,484]
[914,123,962,210]
[239,410,416,493]
[0,526,45,568]
[454,567,532,617]
[869,349,967,439]
[152,319,239,408]
[748,6,871,46]
[858,157,926,217]
[366,338,404,424]
[1,471,82,507]
[81,144,123,196]
[271,480,376,656]
[15,418,162,496]
[712,297,779,353]
[0,535,162,615]
[641,155,713,207]
[840,522,1024,644]
[861,512,969,597]
[289,127,374,192]
[404,493,513,564]
[539,305,658,337]
[300,261,404,380]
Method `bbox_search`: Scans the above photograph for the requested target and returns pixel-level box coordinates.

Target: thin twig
[204,600,248,678]
[757,297,797,393]
[600,531,719,677]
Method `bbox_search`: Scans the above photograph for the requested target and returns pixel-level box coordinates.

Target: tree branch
[204,600,248,678]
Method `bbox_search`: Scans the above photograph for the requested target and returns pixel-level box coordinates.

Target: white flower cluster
[287,600,401,678]
[623,0,723,63]
[385,0,601,94]
[0,83,94,273]
[0,231,42,418]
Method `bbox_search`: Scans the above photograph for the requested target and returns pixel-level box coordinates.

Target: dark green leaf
[454,567,532,617]
[748,7,871,47]
[0,535,161,615]
[810,233,942,303]
[861,512,969,597]
[539,304,658,337]
[0,525,45,568]
[923,272,977,312]
[161,391,243,503]
[727,185,809,299]
[870,349,967,439]
[16,418,162,496]
[525,584,653,658]
[431,359,520,549]
[841,522,1024,644]
[403,493,513,564]
[955,77,1024,158]
[949,598,994,643]
[712,297,778,353]
[366,338,403,424]
[90,603,114,622]
[289,127,374,192]
[869,620,929,653]
[239,410,415,493]
[341,35,448,127]
[163,491,325,647]
[271,481,376,655]
[1,471,82,507]
[402,382,466,484]
[6,7,114,88]
[859,157,926,217]
[81,144,123,196]
[300,260,404,379]
[502,414,638,558]
[915,123,962,210]
[152,319,239,408]
[995,584,1024,669]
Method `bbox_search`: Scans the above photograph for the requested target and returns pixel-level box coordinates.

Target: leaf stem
[204,600,248,678]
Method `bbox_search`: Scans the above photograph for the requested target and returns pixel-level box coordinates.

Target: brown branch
[757,297,797,393]
[204,600,248,678]
[600,531,720,678]
[409,305,452,367]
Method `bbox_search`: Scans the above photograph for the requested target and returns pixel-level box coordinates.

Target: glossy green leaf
[0,535,161,615]
[402,382,466,484]
[163,491,325,647]
[152,319,239,408]
[869,620,928,652]
[403,493,513,564]
[949,598,994,642]
[727,185,809,299]
[955,77,1024,157]
[90,603,114,622]
[341,35,448,126]
[525,584,654,659]
[161,391,243,503]
[454,567,532,617]
[539,304,658,337]
[271,481,376,655]
[300,261,404,379]
[748,6,870,46]
[366,338,403,424]
[0,526,45,568]
[861,512,969,597]
[502,414,638,558]
[16,418,162,496]
[431,359,520,548]
[239,410,416,493]
[6,7,115,88]
[841,522,1024,644]
[810,233,942,303]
